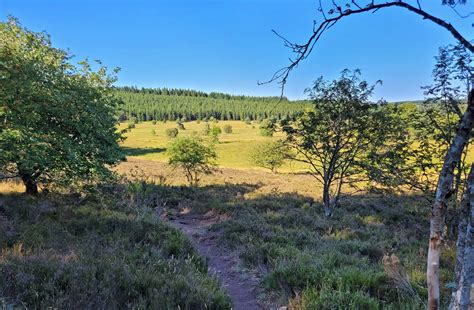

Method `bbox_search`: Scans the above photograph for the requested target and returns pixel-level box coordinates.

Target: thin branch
[263,1,474,95]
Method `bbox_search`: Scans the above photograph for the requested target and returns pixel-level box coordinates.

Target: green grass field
[119,120,474,173]
[119,120,307,171]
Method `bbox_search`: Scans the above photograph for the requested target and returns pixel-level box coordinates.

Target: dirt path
[167,215,263,310]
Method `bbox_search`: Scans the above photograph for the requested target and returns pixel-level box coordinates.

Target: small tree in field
[283,70,410,217]
[210,126,222,143]
[0,18,124,194]
[223,124,233,134]
[168,136,217,186]
[250,141,288,173]
[165,128,179,139]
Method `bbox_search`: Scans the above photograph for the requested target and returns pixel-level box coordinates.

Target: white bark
[428,89,474,310]
[451,164,474,309]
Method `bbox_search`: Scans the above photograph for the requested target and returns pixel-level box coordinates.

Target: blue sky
[1,0,472,101]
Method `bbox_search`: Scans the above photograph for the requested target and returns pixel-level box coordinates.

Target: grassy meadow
[119,120,474,172]
[119,120,308,171]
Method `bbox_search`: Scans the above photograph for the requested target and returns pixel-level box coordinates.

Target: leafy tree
[283,70,410,217]
[259,118,276,136]
[210,126,221,143]
[264,2,472,306]
[412,44,473,199]
[167,136,217,186]
[223,124,233,134]
[165,128,179,139]
[0,18,124,194]
[250,141,288,173]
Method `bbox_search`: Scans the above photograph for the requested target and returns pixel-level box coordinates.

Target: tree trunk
[450,164,474,309]
[427,89,474,310]
[20,173,38,195]
[323,184,333,217]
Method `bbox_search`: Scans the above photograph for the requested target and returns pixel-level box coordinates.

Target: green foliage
[410,44,473,196]
[206,192,430,308]
[144,183,435,308]
[210,126,222,143]
[0,18,124,193]
[211,126,222,136]
[168,136,217,186]
[165,128,179,139]
[259,119,276,137]
[250,141,288,173]
[0,187,231,309]
[298,287,380,310]
[114,87,310,122]
[152,120,157,125]
[283,70,411,216]
[223,124,233,134]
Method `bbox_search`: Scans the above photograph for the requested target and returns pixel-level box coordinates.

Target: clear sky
[1,0,472,101]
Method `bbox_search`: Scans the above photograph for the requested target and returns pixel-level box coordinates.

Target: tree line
[114,87,313,121]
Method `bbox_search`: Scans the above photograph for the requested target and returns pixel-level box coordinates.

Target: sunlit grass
[0,179,24,194]
[118,120,308,171]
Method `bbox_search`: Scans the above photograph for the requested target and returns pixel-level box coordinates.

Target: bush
[152,120,157,125]
[151,129,156,136]
[244,117,252,125]
[223,125,233,134]
[168,136,217,186]
[250,141,288,173]
[127,122,136,129]
[210,126,222,143]
[211,126,222,136]
[165,128,179,138]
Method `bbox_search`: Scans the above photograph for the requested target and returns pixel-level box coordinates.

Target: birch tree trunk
[427,89,474,310]
[450,164,474,309]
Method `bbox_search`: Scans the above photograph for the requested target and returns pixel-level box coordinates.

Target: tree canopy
[0,17,124,194]
[283,70,411,217]
[167,136,217,186]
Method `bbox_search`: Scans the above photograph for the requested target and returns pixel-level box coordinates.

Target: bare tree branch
[263,1,473,95]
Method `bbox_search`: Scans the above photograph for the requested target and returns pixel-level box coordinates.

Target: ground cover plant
[0,183,231,309]
[103,173,456,309]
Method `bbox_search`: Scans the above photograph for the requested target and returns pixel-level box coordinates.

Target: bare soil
[166,212,265,310]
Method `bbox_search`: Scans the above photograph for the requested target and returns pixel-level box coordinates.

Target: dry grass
[0,179,24,195]
[115,157,323,200]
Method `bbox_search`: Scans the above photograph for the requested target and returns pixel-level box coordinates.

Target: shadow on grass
[122,146,166,156]
[0,181,434,309]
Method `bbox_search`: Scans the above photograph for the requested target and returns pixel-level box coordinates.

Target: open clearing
[119,120,308,171]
